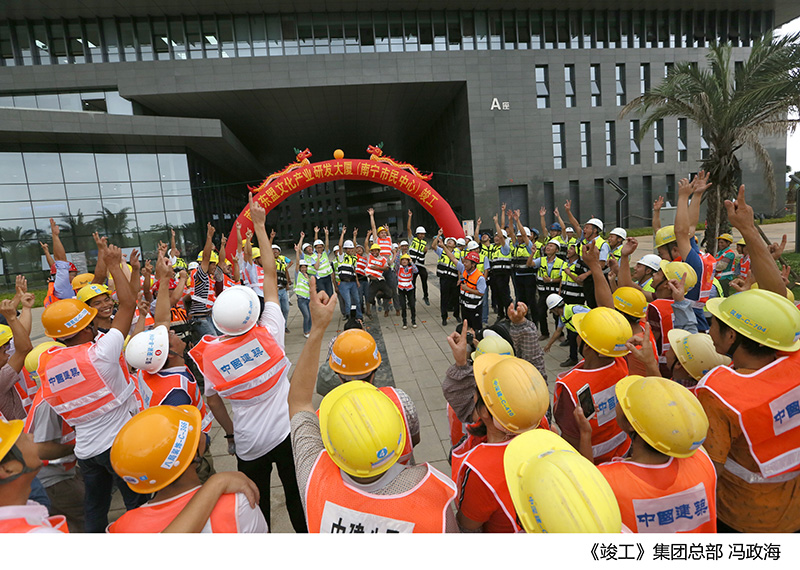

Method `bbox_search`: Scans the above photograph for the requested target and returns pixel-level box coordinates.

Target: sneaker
[285,327,290,333]
[560,358,578,368]
[559,339,570,347]
[403,325,408,330]
[384,309,389,317]
[424,298,430,306]
[412,323,417,328]
[303,333,310,339]
[442,317,448,326]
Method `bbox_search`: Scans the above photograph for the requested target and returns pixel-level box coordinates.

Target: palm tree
[59,211,101,253]
[622,32,800,252]
[99,207,132,243]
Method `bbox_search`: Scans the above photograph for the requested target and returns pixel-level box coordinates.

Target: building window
[594,178,605,220]
[677,118,687,162]
[700,126,710,159]
[640,63,650,94]
[654,119,664,163]
[664,62,674,77]
[552,123,566,169]
[666,174,676,204]
[630,120,640,165]
[580,122,592,167]
[605,121,616,166]
[642,175,653,219]
[615,64,626,106]
[569,180,580,218]
[590,64,602,107]
[564,64,576,107]
[536,65,550,109]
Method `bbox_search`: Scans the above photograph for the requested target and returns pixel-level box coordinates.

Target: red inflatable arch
[225,146,464,260]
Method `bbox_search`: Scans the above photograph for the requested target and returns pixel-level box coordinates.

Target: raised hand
[20,292,35,309]
[724,185,754,232]
[678,177,693,199]
[129,249,140,272]
[249,194,266,227]
[367,208,375,216]
[446,320,470,366]
[564,200,572,212]
[582,241,600,267]
[49,218,59,237]
[39,241,50,253]
[667,272,688,302]
[0,299,16,320]
[769,234,787,261]
[621,237,638,257]
[15,275,27,297]
[323,226,329,236]
[143,259,153,274]
[539,206,546,216]
[653,196,664,211]
[408,209,413,218]
[207,222,216,237]
[507,301,528,324]
[691,170,712,196]
[103,244,123,267]
[501,203,507,212]
[269,229,276,241]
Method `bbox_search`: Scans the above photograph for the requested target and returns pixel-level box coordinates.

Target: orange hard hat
[41,298,97,338]
[329,329,382,377]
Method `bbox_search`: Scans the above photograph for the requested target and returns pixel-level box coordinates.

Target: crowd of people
[0,172,799,534]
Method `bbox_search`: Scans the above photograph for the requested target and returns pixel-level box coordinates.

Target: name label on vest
[320,501,415,533]
[632,482,710,533]
[45,358,83,393]
[161,419,190,470]
[593,384,618,427]
[211,339,271,381]
[769,385,800,436]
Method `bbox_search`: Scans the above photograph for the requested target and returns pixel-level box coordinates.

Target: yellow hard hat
[750,282,795,303]
[572,307,632,358]
[0,418,24,464]
[24,341,65,375]
[71,273,94,291]
[737,238,746,246]
[318,381,405,478]
[667,329,731,380]
[471,335,515,361]
[110,405,202,494]
[399,254,411,261]
[76,283,111,304]
[473,354,549,433]
[654,225,676,248]
[615,375,709,458]
[504,430,622,533]
[659,260,698,291]
[0,324,11,347]
[251,247,261,259]
[196,251,220,264]
[612,286,648,319]
[41,298,97,338]
[717,233,733,243]
[377,226,387,234]
[706,288,800,352]
[329,329,382,377]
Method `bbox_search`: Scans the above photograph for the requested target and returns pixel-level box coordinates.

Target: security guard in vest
[564,201,608,308]
[443,248,486,331]
[406,209,430,305]
[508,210,537,324]
[274,244,291,331]
[432,231,460,326]
[489,213,513,321]
[336,229,362,322]
[607,228,627,262]
[528,240,566,338]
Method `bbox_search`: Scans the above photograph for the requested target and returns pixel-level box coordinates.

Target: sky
[778,16,800,178]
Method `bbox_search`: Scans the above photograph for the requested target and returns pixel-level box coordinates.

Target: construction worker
[667,329,731,389]
[288,283,457,533]
[734,238,750,280]
[108,405,267,532]
[504,429,622,533]
[714,233,737,295]
[188,223,221,339]
[76,284,115,332]
[393,252,418,329]
[508,211,537,324]
[539,206,568,258]
[632,254,662,294]
[560,242,585,307]
[589,375,716,533]
[328,328,420,459]
[611,287,658,377]
[432,232,460,326]
[553,307,632,464]
[363,238,392,319]
[36,245,147,532]
[0,419,69,533]
[42,218,79,307]
[564,200,607,308]
[528,239,566,338]
[336,226,362,322]
[541,294,589,368]
[273,243,292,331]
[188,194,307,532]
[607,228,627,262]
[488,213,513,321]
[406,209,430,305]
[0,299,33,421]
[311,226,334,296]
[443,248,485,331]
[455,353,550,532]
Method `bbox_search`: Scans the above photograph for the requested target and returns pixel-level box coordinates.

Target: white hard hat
[523,227,532,237]
[445,236,456,244]
[566,226,575,233]
[302,242,312,250]
[125,325,169,374]
[333,245,340,251]
[467,240,480,251]
[212,285,260,336]
[547,239,562,247]
[546,293,565,311]
[456,238,466,247]
[610,227,627,239]
[399,240,409,247]
[313,239,324,247]
[392,243,399,249]
[272,244,281,251]
[501,229,508,238]
[188,261,200,271]
[299,259,309,267]
[586,218,604,232]
[637,254,662,272]
[343,240,355,249]
[415,226,426,234]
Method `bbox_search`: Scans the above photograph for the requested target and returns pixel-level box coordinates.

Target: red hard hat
[465,251,480,263]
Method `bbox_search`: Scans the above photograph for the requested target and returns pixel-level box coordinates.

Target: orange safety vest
[137,367,214,434]
[37,342,139,426]
[170,307,188,324]
[696,351,800,479]
[554,358,631,464]
[647,298,675,366]
[459,268,484,310]
[694,252,716,307]
[108,487,238,533]
[14,369,40,416]
[188,326,288,403]
[355,255,367,276]
[305,450,456,533]
[377,236,393,258]
[456,441,522,533]
[0,512,69,533]
[598,449,717,533]
[364,254,387,279]
[43,281,58,307]
[738,255,751,281]
[222,274,238,289]
[24,388,78,471]
[133,307,155,328]
[397,265,414,290]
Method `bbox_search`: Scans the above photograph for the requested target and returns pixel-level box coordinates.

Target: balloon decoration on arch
[225,144,464,259]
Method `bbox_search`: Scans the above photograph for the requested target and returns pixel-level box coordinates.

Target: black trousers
[537,289,559,336]
[567,329,579,361]
[413,265,429,300]
[399,288,416,324]
[439,276,459,320]
[460,302,483,331]
[514,273,538,322]
[367,279,393,306]
[237,434,308,533]
[489,271,512,318]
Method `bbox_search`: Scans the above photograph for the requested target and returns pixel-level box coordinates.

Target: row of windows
[551,119,705,169]
[0,9,774,66]
[0,90,133,114]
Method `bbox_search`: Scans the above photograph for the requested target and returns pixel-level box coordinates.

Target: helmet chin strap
[725,333,742,361]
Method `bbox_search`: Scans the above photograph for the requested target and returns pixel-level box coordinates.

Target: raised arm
[555,208,567,241]
[128,249,142,299]
[539,206,549,240]
[250,194,279,304]
[14,276,32,334]
[153,253,173,328]
[367,208,378,238]
[406,209,414,241]
[687,171,708,231]
[106,245,136,335]
[564,200,581,237]
[323,226,330,253]
[0,299,31,373]
[500,203,507,231]
[583,243,613,309]
[39,241,54,270]
[50,218,66,262]
[201,223,214,274]
[652,196,664,234]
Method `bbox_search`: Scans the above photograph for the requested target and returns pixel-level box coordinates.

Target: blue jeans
[297,296,312,334]
[337,281,362,319]
[278,288,290,327]
[316,275,334,297]
[79,448,149,533]
[191,314,218,340]
[358,280,369,311]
